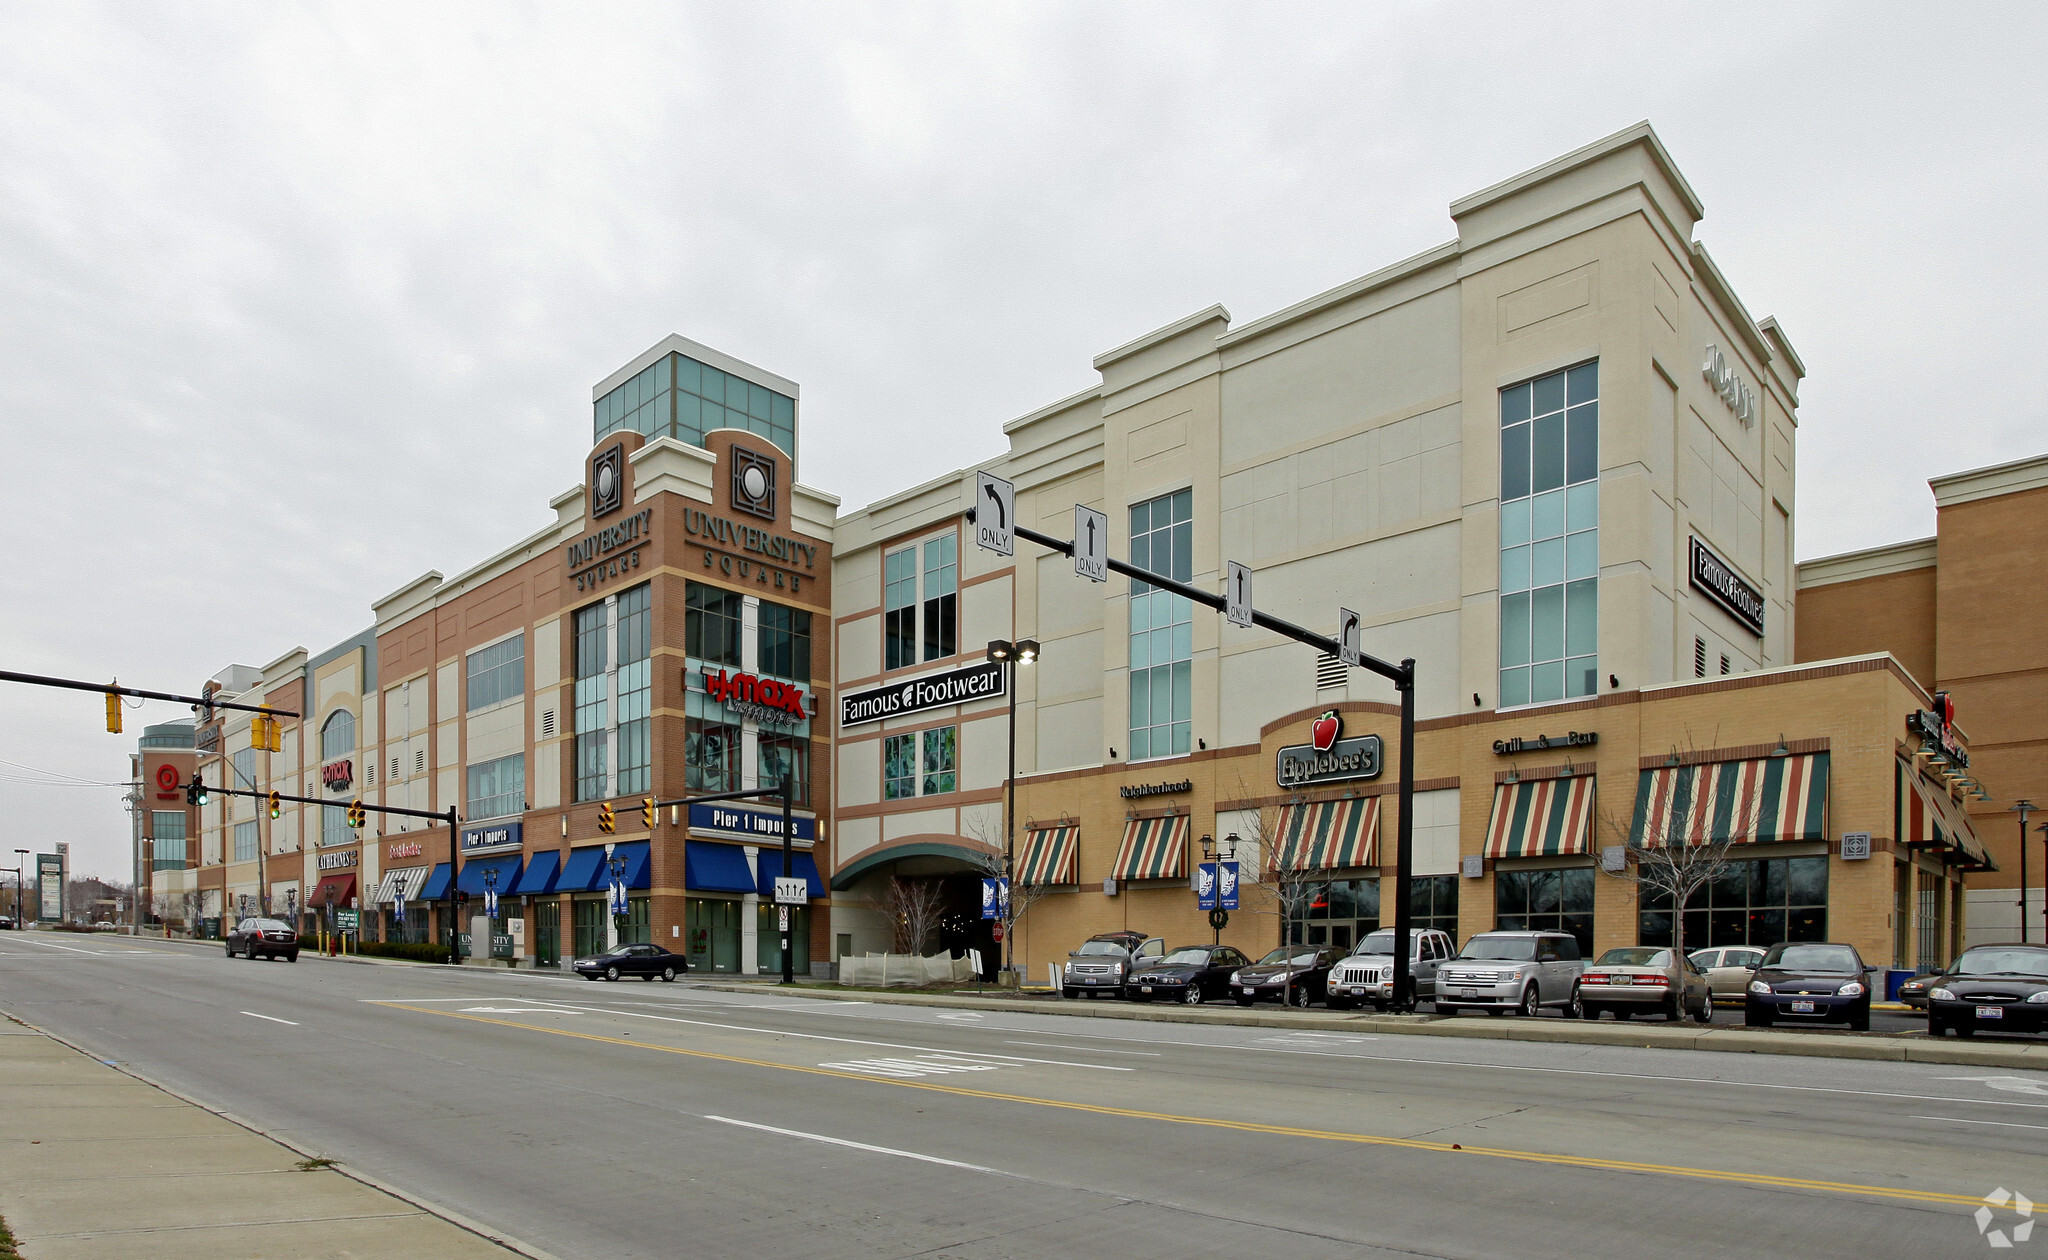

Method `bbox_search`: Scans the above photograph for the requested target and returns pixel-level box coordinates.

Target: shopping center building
[138,122,2011,980]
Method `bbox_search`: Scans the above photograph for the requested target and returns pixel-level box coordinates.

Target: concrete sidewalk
[0,1018,546,1259]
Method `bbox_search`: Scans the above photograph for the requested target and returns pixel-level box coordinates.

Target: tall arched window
[321,710,355,760]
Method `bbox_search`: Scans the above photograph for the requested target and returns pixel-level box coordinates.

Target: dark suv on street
[225,918,299,962]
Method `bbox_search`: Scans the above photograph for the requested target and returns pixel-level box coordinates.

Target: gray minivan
[1434,930,1585,1018]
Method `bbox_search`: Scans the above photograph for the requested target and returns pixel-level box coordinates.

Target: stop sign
[992,922,1005,943]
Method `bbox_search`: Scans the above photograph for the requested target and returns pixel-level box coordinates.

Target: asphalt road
[6,936,2047,1260]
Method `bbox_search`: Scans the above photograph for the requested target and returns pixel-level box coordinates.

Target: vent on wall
[414,748,426,775]
[1720,654,1732,676]
[366,764,376,787]
[390,756,401,781]
[541,709,557,739]
[1314,653,1348,691]
[1693,637,1707,678]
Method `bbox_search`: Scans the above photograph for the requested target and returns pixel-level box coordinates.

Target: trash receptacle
[1885,968,1915,1001]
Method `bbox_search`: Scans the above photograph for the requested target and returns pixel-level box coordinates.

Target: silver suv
[1327,928,1456,1011]
[1060,931,1165,999]
[1435,931,1586,1018]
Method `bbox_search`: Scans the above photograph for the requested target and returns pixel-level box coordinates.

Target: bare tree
[963,810,1056,980]
[1227,777,1318,946]
[885,876,947,956]
[1594,752,1739,966]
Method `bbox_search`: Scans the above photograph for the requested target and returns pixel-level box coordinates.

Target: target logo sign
[153,763,181,800]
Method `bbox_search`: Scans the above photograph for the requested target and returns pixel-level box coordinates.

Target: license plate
[1141,986,1152,994]
[1243,987,1255,995]
[1977,1006,2004,1020]
[1791,1000,1815,1013]
[1461,989,1477,999]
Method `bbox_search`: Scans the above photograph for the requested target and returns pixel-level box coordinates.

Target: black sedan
[225,918,299,962]
[574,941,689,982]
[1232,947,1341,1008]
[1128,945,1252,1005]
[1927,943,2048,1038]
[1743,941,1871,1030]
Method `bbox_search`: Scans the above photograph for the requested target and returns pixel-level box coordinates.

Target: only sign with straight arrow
[1074,504,1108,582]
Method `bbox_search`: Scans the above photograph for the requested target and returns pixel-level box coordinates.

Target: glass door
[536,901,560,967]
[688,899,741,972]
[573,898,607,959]
[756,904,810,977]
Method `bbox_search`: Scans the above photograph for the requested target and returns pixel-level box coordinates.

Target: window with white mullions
[616,585,651,796]
[882,726,955,801]
[320,710,355,760]
[466,753,526,821]
[573,601,609,802]
[1500,361,1598,707]
[466,635,525,711]
[1129,488,1192,760]
[883,535,957,669]
[758,602,812,681]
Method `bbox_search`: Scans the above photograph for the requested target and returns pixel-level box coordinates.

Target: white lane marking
[460,1007,578,1014]
[1938,1075,2048,1098]
[20,938,100,954]
[936,1012,984,1021]
[704,1115,997,1172]
[240,1011,299,1026]
[454,997,1135,1072]
[1007,1041,1160,1056]
[964,1024,2048,1110]
[822,1055,1006,1079]
[1913,1114,2048,1131]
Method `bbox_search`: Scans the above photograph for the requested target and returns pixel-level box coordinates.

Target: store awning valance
[608,840,651,891]
[1271,798,1380,871]
[558,846,608,893]
[1898,759,1997,870]
[372,865,431,907]
[755,851,825,899]
[417,863,452,901]
[685,841,756,893]
[309,872,356,911]
[511,851,559,896]
[1485,776,1596,859]
[1018,825,1079,886]
[1629,752,1829,848]
[1113,815,1189,881]
[457,855,524,897]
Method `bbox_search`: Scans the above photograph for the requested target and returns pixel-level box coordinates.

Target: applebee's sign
[1276,710,1382,788]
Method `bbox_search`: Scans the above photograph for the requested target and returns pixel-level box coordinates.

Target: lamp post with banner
[393,881,407,943]
[1197,833,1241,945]
[483,867,501,959]
[607,854,628,945]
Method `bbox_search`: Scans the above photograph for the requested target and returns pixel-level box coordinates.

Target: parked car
[1231,946,1341,1007]
[1435,931,1586,1018]
[1926,943,2048,1038]
[1129,945,1252,1005]
[0,916,14,930]
[93,921,117,931]
[1581,947,1713,1022]
[1688,946,1767,1004]
[1326,928,1456,1010]
[1896,974,1936,1010]
[1744,942,1871,1030]
[224,918,299,962]
[573,941,689,982]
[1061,931,1166,999]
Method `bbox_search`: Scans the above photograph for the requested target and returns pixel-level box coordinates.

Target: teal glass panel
[1565,656,1598,698]
[1501,383,1531,427]
[1499,665,1530,708]
[1566,482,1598,532]
[1531,489,1566,540]
[1566,530,1598,581]
[1500,545,1529,594]
[1531,584,1565,662]
[1531,537,1565,588]
[1565,578,1597,654]
[1500,591,1530,666]
[1500,498,1530,547]
[1531,660,1564,704]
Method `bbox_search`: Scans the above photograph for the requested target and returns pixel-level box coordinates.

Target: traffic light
[254,716,281,752]
[642,798,656,831]
[347,800,365,830]
[105,690,121,734]
[597,801,616,834]
[268,790,281,820]
[186,772,208,807]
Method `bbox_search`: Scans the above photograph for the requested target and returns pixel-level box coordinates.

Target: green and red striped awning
[1113,815,1189,881]
[1629,753,1828,849]
[1270,797,1380,872]
[1485,776,1595,859]
[1017,824,1079,886]
[1897,759,1995,870]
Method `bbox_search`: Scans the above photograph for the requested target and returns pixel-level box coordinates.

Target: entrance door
[536,901,560,967]
[573,898,606,959]
[756,904,810,976]
[688,899,741,972]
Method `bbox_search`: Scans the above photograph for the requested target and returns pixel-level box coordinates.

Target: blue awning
[418,863,452,901]
[511,850,559,896]
[559,846,608,893]
[686,841,755,893]
[755,851,824,900]
[609,840,651,890]
[457,854,523,896]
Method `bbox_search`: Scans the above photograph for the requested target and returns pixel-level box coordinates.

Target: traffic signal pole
[968,509,1423,1011]
[646,775,798,983]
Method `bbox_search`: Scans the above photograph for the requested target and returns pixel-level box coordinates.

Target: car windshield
[1950,947,2048,978]
[1257,948,1320,966]
[1159,949,1210,965]
[1075,940,1129,956]
[1352,930,1403,956]
[1596,948,1671,967]
[1458,937,1537,961]
[1763,944,1860,973]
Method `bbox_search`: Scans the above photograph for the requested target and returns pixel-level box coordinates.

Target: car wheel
[1291,986,1313,1009]
[1848,1003,1870,1033]
[1518,985,1540,1019]
[661,966,676,982]
[1565,987,1584,1020]
[1928,1013,1947,1037]
[1061,988,1077,1000]
[287,952,298,962]
[1437,1005,1459,1017]
[605,965,620,981]
[1182,986,1204,1006]
[1694,994,1714,1024]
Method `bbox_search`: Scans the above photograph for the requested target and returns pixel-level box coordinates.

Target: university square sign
[1276,710,1383,789]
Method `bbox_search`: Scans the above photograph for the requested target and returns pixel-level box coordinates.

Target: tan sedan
[1689,946,1766,1003]
[1580,947,1713,1022]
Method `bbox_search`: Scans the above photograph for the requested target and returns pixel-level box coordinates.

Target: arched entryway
[831,836,1001,980]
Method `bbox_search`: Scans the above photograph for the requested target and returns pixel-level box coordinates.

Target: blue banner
[981,878,1009,919]
[1219,860,1240,911]
[1196,862,1218,911]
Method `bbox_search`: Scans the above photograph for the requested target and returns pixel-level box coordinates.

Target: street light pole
[987,639,1037,983]
[2015,801,2035,945]
[14,849,28,926]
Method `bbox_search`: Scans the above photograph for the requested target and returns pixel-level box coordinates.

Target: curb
[0,1011,560,1260]
[686,981,2048,1069]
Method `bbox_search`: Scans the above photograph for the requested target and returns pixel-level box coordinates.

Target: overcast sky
[4,3,2043,883]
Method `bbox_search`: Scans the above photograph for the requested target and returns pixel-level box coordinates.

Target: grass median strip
[375,1001,1988,1210]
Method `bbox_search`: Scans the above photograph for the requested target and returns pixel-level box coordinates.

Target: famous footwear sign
[1276,710,1382,788]
[839,660,1006,729]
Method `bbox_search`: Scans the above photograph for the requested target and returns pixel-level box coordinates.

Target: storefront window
[758,602,812,681]
[1409,875,1459,935]
[534,901,560,966]
[757,732,809,805]
[1500,362,1598,707]
[883,536,957,669]
[1637,855,1827,950]
[465,754,525,821]
[572,898,607,959]
[686,583,743,667]
[1495,866,1595,956]
[1286,878,1380,952]
[686,688,741,793]
[1129,488,1193,760]
[757,904,810,976]
[688,898,742,972]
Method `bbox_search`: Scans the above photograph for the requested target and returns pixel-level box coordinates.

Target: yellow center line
[373,1002,1987,1208]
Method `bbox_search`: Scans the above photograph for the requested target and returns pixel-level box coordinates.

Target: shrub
[355,941,451,964]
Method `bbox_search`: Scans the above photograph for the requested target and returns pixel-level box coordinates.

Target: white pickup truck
[1325,927,1457,1010]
